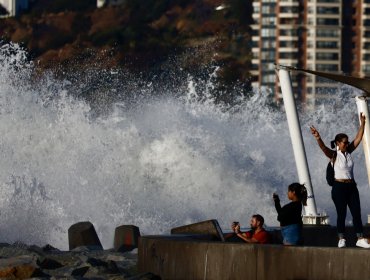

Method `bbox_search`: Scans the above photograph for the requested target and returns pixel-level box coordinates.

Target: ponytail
[288,183,307,206]
[330,140,336,149]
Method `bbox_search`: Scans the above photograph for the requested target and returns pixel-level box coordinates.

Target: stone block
[68,221,103,250]
[114,225,141,252]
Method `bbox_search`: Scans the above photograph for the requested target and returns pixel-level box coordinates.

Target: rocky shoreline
[0,221,160,279]
[0,243,154,279]
[0,242,154,279]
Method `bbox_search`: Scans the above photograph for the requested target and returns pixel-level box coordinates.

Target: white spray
[0,43,368,249]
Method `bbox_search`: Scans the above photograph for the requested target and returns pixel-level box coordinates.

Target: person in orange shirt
[225,214,270,244]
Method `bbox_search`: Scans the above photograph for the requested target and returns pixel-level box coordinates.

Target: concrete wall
[139,235,370,280]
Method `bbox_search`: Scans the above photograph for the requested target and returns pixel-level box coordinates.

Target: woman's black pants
[331,181,363,235]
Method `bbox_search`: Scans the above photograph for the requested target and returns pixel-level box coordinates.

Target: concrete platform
[138,225,370,280]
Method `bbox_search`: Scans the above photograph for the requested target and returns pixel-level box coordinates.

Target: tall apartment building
[349,0,370,78]
[251,0,344,106]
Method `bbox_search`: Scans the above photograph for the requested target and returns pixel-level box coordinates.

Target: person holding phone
[225,214,270,244]
[273,183,307,246]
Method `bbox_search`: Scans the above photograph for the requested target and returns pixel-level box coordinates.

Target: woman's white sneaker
[338,239,346,248]
[356,238,370,248]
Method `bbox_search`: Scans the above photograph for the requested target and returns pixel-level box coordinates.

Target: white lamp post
[277,66,328,225]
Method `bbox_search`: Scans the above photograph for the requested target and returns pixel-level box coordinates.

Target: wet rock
[0,264,46,279]
[42,244,60,252]
[71,265,89,276]
[0,243,140,279]
[37,257,63,269]
[87,257,108,267]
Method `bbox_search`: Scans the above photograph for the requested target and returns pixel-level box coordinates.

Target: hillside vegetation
[0,0,253,92]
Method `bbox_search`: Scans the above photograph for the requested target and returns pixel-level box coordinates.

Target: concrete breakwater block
[171,219,225,241]
[114,225,141,252]
[68,221,103,251]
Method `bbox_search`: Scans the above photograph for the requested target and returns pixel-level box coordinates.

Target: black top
[274,200,303,227]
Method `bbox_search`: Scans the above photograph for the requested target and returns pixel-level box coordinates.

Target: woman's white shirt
[333,148,354,180]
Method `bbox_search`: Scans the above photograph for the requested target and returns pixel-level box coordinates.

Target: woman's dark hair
[330,133,348,149]
[288,183,307,206]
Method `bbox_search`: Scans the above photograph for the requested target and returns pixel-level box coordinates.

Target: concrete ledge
[171,219,225,242]
[138,235,370,280]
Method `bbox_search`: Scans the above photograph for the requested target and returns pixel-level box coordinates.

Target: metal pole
[355,96,370,187]
[277,68,318,217]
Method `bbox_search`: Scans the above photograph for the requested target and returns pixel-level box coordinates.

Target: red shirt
[245,229,270,244]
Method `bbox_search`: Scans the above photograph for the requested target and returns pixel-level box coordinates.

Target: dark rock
[106,260,120,274]
[87,257,108,267]
[71,245,104,252]
[68,221,103,251]
[114,225,141,252]
[28,245,47,256]
[0,244,139,279]
[37,257,63,269]
[42,244,60,252]
[0,264,47,279]
[71,266,90,276]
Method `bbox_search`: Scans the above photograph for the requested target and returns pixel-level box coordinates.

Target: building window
[279,41,298,48]
[364,42,370,49]
[261,4,275,14]
[364,19,370,27]
[316,41,338,49]
[262,40,276,48]
[316,64,338,71]
[279,18,298,25]
[317,0,339,2]
[251,41,259,48]
[279,29,297,36]
[317,7,339,14]
[316,52,339,60]
[317,18,339,26]
[261,74,275,83]
[262,17,276,25]
[279,6,299,13]
[362,65,370,72]
[364,31,370,38]
[261,28,276,37]
[316,29,340,37]
[279,52,298,59]
[261,50,275,60]
[363,54,370,61]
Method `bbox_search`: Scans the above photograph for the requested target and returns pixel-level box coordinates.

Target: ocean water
[0,43,369,250]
